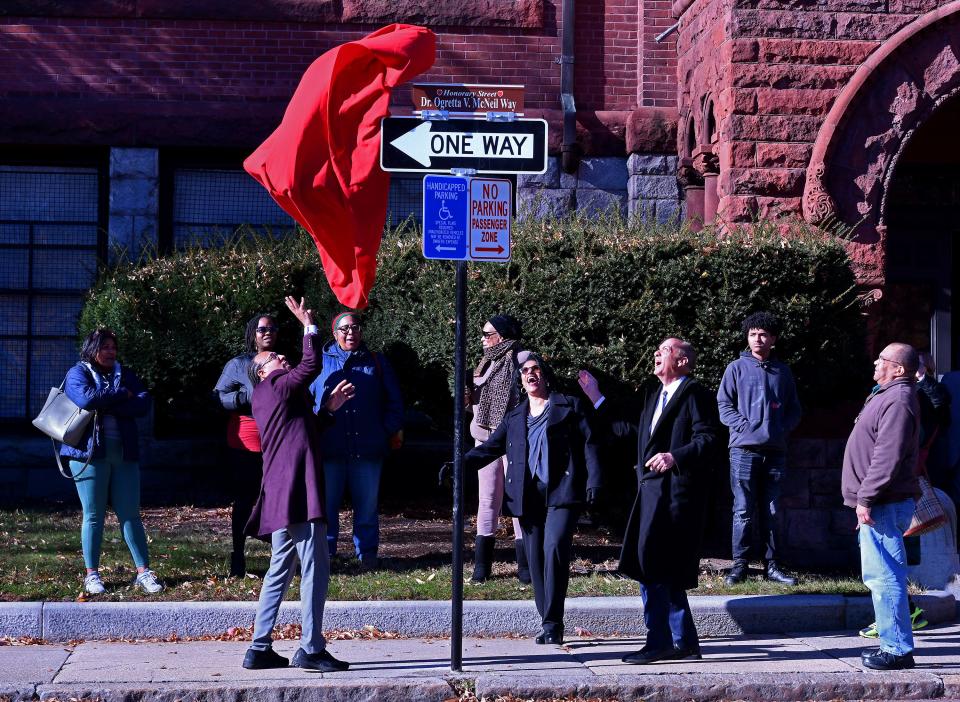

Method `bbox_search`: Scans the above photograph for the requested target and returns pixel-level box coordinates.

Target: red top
[227,414,262,453]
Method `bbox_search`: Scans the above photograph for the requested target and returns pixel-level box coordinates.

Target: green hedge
[79,216,867,434]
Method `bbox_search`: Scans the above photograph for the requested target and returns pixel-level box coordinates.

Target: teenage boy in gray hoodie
[718,312,802,585]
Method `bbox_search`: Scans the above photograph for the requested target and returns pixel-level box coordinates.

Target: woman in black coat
[465,353,602,644]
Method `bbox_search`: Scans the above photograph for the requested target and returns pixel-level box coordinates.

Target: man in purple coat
[242,296,355,672]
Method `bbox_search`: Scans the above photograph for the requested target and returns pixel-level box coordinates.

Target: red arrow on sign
[475,245,504,253]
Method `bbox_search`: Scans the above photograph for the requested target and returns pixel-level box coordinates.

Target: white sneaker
[83,572,105,595]
[134,569,163,594]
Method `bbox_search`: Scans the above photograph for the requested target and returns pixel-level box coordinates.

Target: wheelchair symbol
[438,203,453,221]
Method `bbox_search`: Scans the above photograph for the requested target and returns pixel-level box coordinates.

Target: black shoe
[725,561,747,585]
[668,646,703,660]
[230,551,246,578]
[621,646,674,664]
[535,627,564,645]
[242,647,288,670]
[359,556,379,572]
[471,535,495,582]
[765,562,797,586]
[515,539,532,584]
[291,647,350,672]
[861,649,915,670]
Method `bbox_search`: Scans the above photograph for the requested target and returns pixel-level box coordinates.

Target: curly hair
[741,311,781,338]
[244,313,278,353]
[80,328,118,363]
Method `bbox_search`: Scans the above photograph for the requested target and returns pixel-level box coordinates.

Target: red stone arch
[803,2,960,244]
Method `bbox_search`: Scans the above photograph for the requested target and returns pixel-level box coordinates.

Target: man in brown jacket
[842,342,921,671]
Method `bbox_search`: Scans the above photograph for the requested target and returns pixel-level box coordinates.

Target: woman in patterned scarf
[469,314,530,582]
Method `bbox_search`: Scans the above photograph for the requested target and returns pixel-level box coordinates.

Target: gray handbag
[32,382,97,479]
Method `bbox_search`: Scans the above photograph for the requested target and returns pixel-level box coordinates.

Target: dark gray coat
[598,377,720,589]
[465,392,602,516]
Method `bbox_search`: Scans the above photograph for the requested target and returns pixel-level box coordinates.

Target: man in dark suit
[579,337,719,664]
[241,296,355,673]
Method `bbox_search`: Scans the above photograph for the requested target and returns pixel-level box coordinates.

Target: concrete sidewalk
[2,624,959,701]
[1,591,957,642]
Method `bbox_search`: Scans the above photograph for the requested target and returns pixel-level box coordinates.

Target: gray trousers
[251,520,329,653]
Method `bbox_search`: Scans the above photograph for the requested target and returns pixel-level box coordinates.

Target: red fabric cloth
[244,24,436,309]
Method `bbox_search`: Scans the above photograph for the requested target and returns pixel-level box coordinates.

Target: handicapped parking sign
[422,174,511,262]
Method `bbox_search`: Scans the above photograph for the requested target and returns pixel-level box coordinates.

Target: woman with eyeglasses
[61,328,161,595]
[468,314,530,583]
[466,353,602,645]
[214,313,280,577]
[308,312,404,570]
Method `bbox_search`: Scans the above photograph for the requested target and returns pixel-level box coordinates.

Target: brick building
[2,1,958,565]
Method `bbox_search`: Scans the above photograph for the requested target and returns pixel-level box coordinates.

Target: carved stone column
[693,146,720,224]
[677,157,705,231]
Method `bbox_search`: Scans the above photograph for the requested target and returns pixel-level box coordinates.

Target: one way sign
[380,116,547,174]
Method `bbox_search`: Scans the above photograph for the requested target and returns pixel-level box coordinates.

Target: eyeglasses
[877,355,903,367]
[256,326,278,335]
[481,330,499,339]
[254,352,279,374]
[520,365,541,376]
[336,324,361,334]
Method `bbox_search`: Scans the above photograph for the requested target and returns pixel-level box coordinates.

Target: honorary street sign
[422,174,469,260]
[469,178,511,261]
[412,83,525,116]
[381,116,548,174]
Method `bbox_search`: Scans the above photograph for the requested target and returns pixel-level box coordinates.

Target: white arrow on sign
[390,121,534,167]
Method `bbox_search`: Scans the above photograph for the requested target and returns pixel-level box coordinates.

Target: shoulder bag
[32,382,97,479]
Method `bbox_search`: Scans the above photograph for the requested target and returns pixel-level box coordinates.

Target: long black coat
[597,377,719,589]
[465,392,602,517]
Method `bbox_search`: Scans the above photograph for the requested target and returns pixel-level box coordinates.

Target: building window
[0,165,103,422]
[171,168,294,248]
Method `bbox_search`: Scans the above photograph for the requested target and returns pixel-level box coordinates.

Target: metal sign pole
[450,259,468,672]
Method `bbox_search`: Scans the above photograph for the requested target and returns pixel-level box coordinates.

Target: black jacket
[596,377,720,588]
[465,392,602,516]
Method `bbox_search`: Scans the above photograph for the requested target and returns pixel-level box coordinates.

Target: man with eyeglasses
[214,313,280,577]
[241,296,355,673]
[842,343,922,671]
[309,311,404,570]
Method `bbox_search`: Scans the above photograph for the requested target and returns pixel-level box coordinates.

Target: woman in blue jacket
[309,312,404,569]
[61,328,161,595]
[465,353,602,644]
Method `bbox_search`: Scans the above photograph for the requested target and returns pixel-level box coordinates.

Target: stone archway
[802,2,960,284]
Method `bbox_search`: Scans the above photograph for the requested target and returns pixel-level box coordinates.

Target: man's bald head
[874,342,919,386]
[884,343,919,375]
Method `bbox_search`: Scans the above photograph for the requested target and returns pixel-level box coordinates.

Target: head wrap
[488,314,522,340]
[331,311,358,335]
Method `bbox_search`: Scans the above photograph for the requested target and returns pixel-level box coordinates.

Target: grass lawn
[0,505,870,602]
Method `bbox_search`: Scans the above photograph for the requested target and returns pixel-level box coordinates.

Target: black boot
[471,535,495,582]
[230,551,246,578]
[514,539,532,584]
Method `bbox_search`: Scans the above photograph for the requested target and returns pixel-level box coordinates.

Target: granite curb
[0,592,955,642]
[0,672,951,702]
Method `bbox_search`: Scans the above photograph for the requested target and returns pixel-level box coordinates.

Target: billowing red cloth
[244,24,436,309]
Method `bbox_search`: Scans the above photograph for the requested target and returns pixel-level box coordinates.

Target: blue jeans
[859,499,914,656]
[70,438,149,570]
[640,583,699,651]
[251,521,329,654]
[323,457,382,560]
[730,447,785,563]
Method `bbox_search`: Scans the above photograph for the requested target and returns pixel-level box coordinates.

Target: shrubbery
[79,215,867,435]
